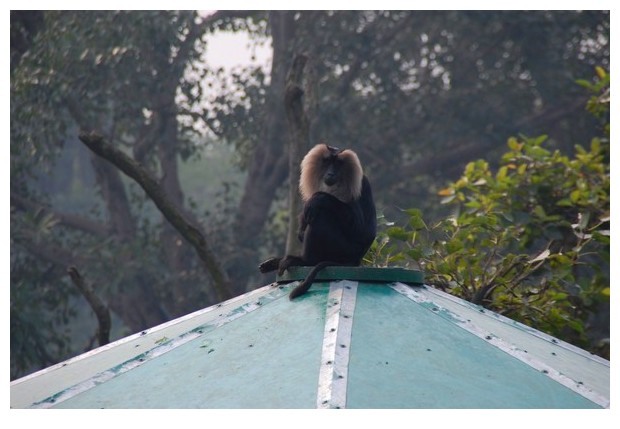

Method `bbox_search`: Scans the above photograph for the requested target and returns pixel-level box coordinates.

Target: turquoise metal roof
[10,268,609,409]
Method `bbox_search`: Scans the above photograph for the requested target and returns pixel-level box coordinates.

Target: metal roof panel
[10,269,609,409]
[345,283,602,408]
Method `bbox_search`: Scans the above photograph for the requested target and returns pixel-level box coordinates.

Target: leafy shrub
[367,70,609,355]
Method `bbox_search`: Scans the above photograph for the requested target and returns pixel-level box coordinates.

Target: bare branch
[78,130,231,302]
[11,194,109,237]
[67,267,111,347]
[18,239,81,268]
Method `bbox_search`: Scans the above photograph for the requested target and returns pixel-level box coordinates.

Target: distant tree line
[10,11,609,378]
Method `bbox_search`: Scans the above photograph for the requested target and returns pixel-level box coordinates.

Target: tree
[11,10,609,378]
[213,11,609,283]
[10,10,256,378]
[369,70,610,357]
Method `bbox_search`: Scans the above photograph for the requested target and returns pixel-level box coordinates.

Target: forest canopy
[10,10,609,379]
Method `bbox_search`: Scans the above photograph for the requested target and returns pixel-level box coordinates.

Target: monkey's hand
[259,257,281,273]
[277,255,304,276]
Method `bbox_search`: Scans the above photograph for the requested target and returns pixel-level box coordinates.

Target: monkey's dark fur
[259,144,376,300]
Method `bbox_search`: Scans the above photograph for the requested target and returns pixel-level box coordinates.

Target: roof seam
[390,282,609,408]
[316,280,358,409]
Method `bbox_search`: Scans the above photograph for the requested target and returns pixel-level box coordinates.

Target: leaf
[592,231,610,245]
[387,226,410,241]
[500,212,514,223]
[497,166,510,180]
[532,135,548,146]
[591,138,601,154]
[465,200,481,209]
[446,239,464,254]
[577,212,591,231]
[533,205,546,219]
[155,336,169,345]
[406,248,423,260]
[404,208,423,217]
[388,254,406,263]
[575,79,592,89]
[507,137,522,151]
[408,216,426,230]
[568,320,585,334]
[595,66,607,79]
[528,145,550,158]
[552,254,573,267]
[440,195,456,204]
[437,188,453,197]
[528,249,550,264]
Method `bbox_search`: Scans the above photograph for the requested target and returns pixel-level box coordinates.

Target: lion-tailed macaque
[260,144,376,300]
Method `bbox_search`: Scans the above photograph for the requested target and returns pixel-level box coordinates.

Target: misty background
[10,10,609,379]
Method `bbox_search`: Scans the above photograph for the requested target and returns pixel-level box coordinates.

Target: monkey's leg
[289,261,338,300]
[258,257,282,273]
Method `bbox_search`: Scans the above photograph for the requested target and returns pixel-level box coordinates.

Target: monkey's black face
[323,156,344,187]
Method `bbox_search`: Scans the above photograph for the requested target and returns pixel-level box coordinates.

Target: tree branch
[78,130,232,302]
[11,194,109,237]
[335,13,415,98]
[18,239,82,268]
[67,266,111,347]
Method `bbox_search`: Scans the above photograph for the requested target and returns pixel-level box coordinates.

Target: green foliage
[10,11,213,378]
[367,71,609,354]
[10,248,77,378]
[10,11,610,378]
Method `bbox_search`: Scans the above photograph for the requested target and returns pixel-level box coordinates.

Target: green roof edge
[276,266,424,284]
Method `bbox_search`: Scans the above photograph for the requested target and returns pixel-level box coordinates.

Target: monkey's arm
[297,211,308,242]
[358,176,377,246]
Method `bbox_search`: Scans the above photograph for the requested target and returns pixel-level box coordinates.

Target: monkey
[259,143,376,300]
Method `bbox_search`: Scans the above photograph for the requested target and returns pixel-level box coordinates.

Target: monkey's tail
[289,261,338,300]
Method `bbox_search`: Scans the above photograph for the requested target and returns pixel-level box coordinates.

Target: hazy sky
[204,30,272,70]
[199,10,272,71]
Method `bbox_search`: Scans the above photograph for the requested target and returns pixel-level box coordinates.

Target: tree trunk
[231,11,296,286]
[284,53,316,255]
